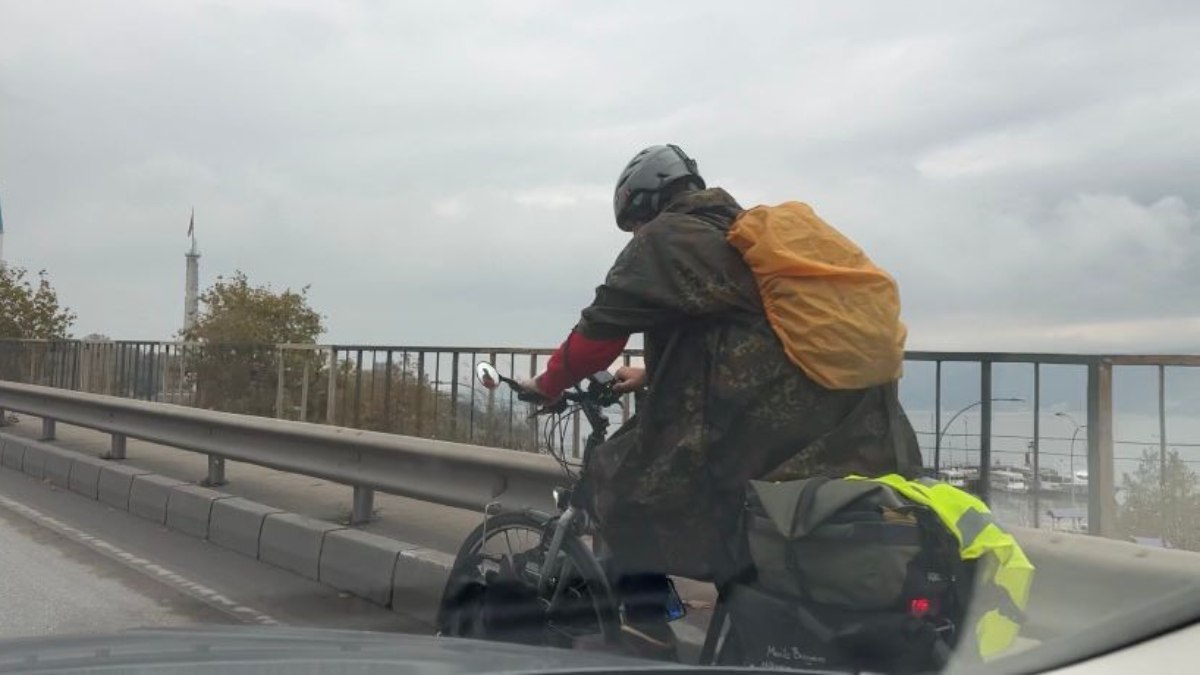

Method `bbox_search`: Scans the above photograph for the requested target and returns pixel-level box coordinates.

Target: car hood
[0,626,712,674]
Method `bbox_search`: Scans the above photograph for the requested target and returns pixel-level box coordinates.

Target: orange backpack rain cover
[727,202,906,390]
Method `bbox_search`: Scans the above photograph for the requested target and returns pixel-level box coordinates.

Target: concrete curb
[68,455,106,500]
[97,463,153,510]
[0,430,460,626]
[1,438,24,472]
[209,497,283,558]
[20,442,47,479]
[166,484,231,539]
[129,474,187,524]
[320,529,415,606]
[259,512,346,581]
[392,547,456,625]
[42,447,75,489]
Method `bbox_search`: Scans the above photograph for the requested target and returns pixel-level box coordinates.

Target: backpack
[726,477,974,671]
[727,202,906,390]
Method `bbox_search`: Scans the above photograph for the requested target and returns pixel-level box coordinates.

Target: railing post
[41,417,56,441]
[300,358,311,423]
[1158,365,1168,501]
[107,433,127,460]
[1032,363,1041,529]
[351,485,374,525]
[486,352,497,444]
[205,455,226,486]
[415,352,426,436]
[274,349,286,419]
[352,349,364,428]
[978,361,992,504]
[933,361,942,472]
[382,351,393,431]
[449,351,460,438]
[0,408,6,427]
[325,347,338,425]
[528,355,539,451]
[1087,359,1116,537]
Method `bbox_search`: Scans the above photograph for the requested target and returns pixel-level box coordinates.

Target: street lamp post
[1056,412,1086,507]
[935,398,1025,472]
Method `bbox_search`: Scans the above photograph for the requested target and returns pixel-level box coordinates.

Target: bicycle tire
[437,510,622,648]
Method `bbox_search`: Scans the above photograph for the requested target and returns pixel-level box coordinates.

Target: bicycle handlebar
[495,372,621,415]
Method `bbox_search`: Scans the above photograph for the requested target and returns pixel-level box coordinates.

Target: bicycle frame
[537,405,611,606]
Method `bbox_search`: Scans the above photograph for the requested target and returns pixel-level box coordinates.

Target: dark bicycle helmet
[613,144,705,231]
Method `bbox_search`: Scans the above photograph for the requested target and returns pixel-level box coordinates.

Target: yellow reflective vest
[848,474,1035,658]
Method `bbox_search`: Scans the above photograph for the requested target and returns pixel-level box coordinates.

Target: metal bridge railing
[1,339,1197,541]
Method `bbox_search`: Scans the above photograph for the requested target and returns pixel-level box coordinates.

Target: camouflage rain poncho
[576,188,922,581]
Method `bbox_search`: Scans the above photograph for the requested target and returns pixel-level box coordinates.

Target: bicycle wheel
[437,510,621,649]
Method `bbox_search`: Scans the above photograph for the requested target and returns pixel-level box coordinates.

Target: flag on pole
[187,207,194,238]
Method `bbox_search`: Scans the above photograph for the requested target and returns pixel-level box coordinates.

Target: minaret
[184,208,200,332]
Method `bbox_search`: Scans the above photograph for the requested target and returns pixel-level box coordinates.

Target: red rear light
[909,597,932,617]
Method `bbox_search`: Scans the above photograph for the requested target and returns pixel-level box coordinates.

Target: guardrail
[0,380,561,523]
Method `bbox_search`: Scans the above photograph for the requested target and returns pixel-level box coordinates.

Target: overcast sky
[2,1,1198,351]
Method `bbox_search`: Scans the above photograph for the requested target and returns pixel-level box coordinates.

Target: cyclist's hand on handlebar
[516,377,568,415]
[515,376,555,404]
[613,366,648,394]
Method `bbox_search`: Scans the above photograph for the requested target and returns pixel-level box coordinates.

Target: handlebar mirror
[476,362,501,390]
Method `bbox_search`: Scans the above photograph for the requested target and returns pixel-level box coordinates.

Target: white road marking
[0,494,279,626]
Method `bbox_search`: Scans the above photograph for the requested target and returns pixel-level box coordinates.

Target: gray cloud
[1,0,1198,351]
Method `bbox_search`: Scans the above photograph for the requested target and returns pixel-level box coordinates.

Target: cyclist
[521,144,923,659]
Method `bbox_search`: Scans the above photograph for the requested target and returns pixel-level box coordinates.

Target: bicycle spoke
[502,529,516,562]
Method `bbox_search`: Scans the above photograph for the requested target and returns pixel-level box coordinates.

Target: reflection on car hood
[0,626,812,674]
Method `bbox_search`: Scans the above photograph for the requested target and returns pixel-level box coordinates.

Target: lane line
[0,493,279,627]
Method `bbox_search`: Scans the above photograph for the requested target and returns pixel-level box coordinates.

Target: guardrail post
[0,407,6,427]
[1087,359,1116,537]
[107,433,127,460]
[41,417,56,441]
[351,485,374,524]
[205,455,226,486]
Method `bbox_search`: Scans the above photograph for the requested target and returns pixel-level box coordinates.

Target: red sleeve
[536,330,628,397]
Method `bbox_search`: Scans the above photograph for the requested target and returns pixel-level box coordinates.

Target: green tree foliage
[182,271,323,345]
[0,265,75,339]
[181,272,325,415]
[173,272,539,451]
[1119,448,1200,551]
[0,266,77,385]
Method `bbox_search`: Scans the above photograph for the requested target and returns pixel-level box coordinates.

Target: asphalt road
[0,507,223,639]
[0,467,426,642]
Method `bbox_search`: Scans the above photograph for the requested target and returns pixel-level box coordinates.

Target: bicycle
[435,362,978,674]
[436,361,692,654]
